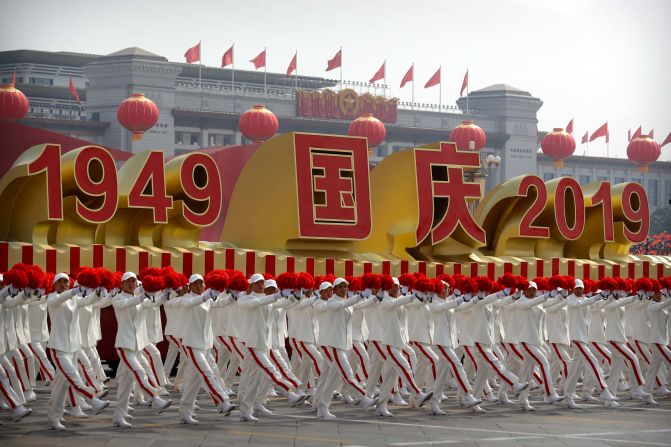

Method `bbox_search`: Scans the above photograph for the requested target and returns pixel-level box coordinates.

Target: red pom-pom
[431,278,445,294]
[142,275,165,293]
[633,277,653,292]
[582,278,596,294]
[414,277,434,293]
[498,273,517,288]
[276,272,298,290]
[659,277,671,290]
[361,273,382,290]
[650,279,661,293]
[139,267,162,281]
[533,277,549,291]
[438,274,455,290]
[263,273,275,280]
[563,276,575,290]
[380,274,395,291]
[458,277,478,294]
[615,277,631,292]
[205,271,229,291]
[228,273,250,292]
[516,276,530,291]
[476,276,493,292]
[412,271,427,280]
[398,273,416,289]
[12,264,46,289]
[96,268,115,290]
[548,275,564,290]
[597,277,617,291]
[296,272,315,290]
[43,273,55,294]
[346,276,362,292]
[112,271,122,289]
[77,267,101,289]
[4,268,29,289]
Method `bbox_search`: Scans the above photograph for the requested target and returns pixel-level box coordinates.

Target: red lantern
[541,128,576,168]
[239,105,278,143]
[348,113,386,149]
[449,120,486,151]
[117,93,159,141]
[627,135,661,173]
[0,84,29,121]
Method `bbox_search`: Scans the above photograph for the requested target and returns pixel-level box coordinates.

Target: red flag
[628,129,631,142]
[369,62,385,84]
[10,71,16,87]
[424,67,441,88]
[287,52,297,76]
[566,118,574,134]
[250,49,266,69]
[221,45,233,67]
[460,69,469,96]
[632,126,642,140]
[661,131,671,147]
[589,122,609,143]
[581,131,588,144]
[649,129,654,139]
[400,64,413,88]
[184,42,201,64]
[69,78,81,104]
[326,49,341,72]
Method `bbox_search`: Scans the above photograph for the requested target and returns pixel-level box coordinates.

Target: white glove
[503,287,511,296]
[281,289,292,298]
[401,286,409,294]
[293,289,303,299]
[497,290,506,299]
[375,289,385,299]
[456,296,465,305]
[550,287,561,298]
[361,288,372,298]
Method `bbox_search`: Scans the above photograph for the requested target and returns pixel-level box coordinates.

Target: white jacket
[270,298,292,349]
[314,294,362,351]
[237,292,278,351]
[604,296,637,343]
[287,296,318,344]
[428,296,461,348]
[379,294,414,349]
[211,293,234,337]
[544,296,569,345]
[588,299,608,344]
[28,295,49,343]
[92,294,113,341]
[144,293,164,344]
[454,292,500,347]
[628,299,651,342]
[406,299,433,345]
[47,290,99,353]
[113,291,150,351]
[566,293,599,343]
[351,297,375,341]
[496,296,517,343]
[364,299,384,342]
[647,300,671,345]
[181,291,228,350]
[163,295,184,337]
[515,293,550,346]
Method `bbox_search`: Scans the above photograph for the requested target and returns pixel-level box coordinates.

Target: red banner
[296,89,398,123]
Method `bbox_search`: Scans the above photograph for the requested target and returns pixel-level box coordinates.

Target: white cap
[263,279,278,289]
[319,281,333,291]
[122,272,137,282]
[574,279,584,289]
[392,277,400,286]
[189,274,204,284]
[527,281,538,290]
[249,273,265,284]
[333,277,349,288]
[54,272,69,284]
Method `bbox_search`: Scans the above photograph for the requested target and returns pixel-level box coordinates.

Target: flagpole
[232,43,236,113]
[383,61,386,99]
[412,63,415,126]
[199,40,203,111]
[438,65,442,112]
[466,68,470,117]
[294,51,298,92]
[264,46,267,97]
[339,47,343,90]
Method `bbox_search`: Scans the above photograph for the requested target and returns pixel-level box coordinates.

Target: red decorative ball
[348,113,386,148]
[0,84,29,121]
[449,120,486,151]
[239,104,278,143]
[541,128,575,168]
[627,135,661,173]
[117,93,159,141]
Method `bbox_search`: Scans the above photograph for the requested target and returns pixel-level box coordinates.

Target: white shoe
[600,389,618,402]
[565,397,582,409]
[267,388,278,397]
[520,400,535,411]
[618,380,631,392]
[134,396,149,406]
[430,401,447,415]
[362,396,379,410]
[152,396,172,414]
[512,381,529,395]
[580,393,599,402]
[69,405,88,418]
[400,387,410,398]
[50,417,66,431]
[12,405,32,422]
[414,391,433,408]
[484,392,499,403]
[642,395,660,405]
[253,403,273,415]
[497,392,515,405]
[127,405,135,413]
[287,391,308,407]
[97,389,109,399]
[217,401,237,416]
[113,414,132,428]
[605,400,621,408]
[25,390,37,402]
[463,394,482,408]
[391,393,407,406]
[159,388,170,397]
[240,411,258,422]
[317,404,336,419]
[378,403,395,417]
[654,385,671,397]
[471,404,486,413]
[179,412,199,424]
[91,397,110,414]
[544,392,564,404]
[630,386,652,400]
[343,394,354,404]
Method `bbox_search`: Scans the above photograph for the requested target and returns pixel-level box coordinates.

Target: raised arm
[545,297,568,313]
[112,294,143,310]
[604,295,636,310]
[295,296,318,309]
[649,299,671,312]
[326,295,362,310]
[3,291,26,308]
[77,290,103,307]
[353,296,376,310]
[47,290,74,307]
[429,296,464,312]
[380,294,413,309]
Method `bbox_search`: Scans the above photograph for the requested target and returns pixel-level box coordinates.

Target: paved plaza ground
[1,380,670,447]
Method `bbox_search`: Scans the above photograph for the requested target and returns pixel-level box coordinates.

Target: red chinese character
[414,142,486,245]
[294,133,371,239]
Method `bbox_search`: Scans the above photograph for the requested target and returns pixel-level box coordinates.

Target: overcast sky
[2,0,670,160]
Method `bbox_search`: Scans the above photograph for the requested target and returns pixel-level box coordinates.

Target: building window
[614,177,626,184]
[648,179,659,207]
[2,76,23,84]
[579,175,591,185]
[190,133,200,145]
[175,131,185,145]
[29,77,53,86]
[597,176,608,182]
[665,180,671,206]
[543,173,554,181]
[208,133,232,146]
